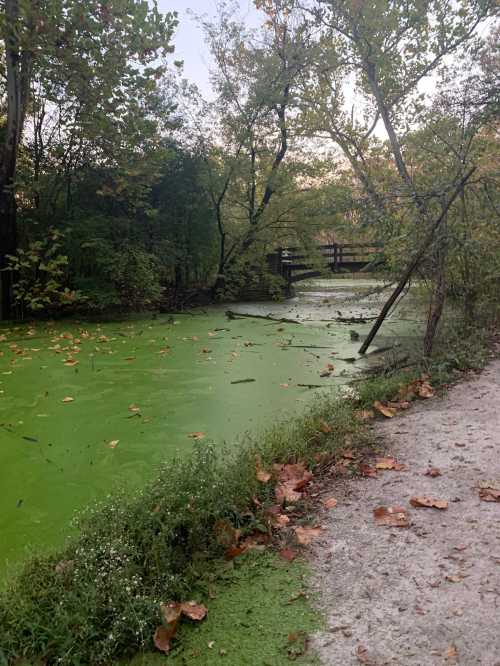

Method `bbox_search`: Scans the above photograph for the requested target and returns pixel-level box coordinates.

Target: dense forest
[1,0,499,355]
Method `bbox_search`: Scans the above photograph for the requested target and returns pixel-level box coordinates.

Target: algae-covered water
[0,280,416,578]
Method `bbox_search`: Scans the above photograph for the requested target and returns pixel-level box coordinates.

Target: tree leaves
[154,601,208,653]
[409,497,448,509]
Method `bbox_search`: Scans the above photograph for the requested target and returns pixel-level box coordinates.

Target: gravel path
[310,360,500,666]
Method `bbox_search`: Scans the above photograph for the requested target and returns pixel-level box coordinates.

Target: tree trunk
[0,0,31,319]
[359,167,476,354]
[423,232,447,357]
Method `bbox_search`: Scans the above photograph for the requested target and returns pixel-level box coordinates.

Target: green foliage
[102,246,164,312]
[5,228,82,316]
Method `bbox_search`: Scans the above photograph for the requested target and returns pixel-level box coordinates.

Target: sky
[156,1,262,98]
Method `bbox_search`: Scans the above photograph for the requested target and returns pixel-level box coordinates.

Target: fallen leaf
[360,463,377,478]
[154,625,175,654]
[322,497,338,509]
[279,548,297,562]
[294,526,322,545]
[373,506,410,527]
[128,404,141,413]
[63,359,79,367]
[276,482,302,503]
[319,369,331,378]
[479,487,500,502]
[280,383,289,388]
[375,457,407,471]
[214,520,240,548]
[445,643,458,662]
[418,381,434,398]
[161,602,182,625]
[188,431,205,440]
[425,467,442,477]
[180,601,208,621]
[373,400,396,418]
[201,348,211,353]
[445,575,463,583]
[410,496,448,510]
[61,396,74,403]
[356,645,374,664]
[108,440,119,449]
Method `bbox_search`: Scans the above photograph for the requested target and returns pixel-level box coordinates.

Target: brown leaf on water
[425,467,442,477]
[128,404,141,413]
[201,347,211,354]
[108,439,119,449]
[375,457,407,471]
[360,463,377,478]
[373,506,410,527]
[62,396,74,403]
[279,548,297,562]
[63,359,79,367]
[373,400,396,418]
[410,496,448,510]
[319,369,332,378]
[479,487,500,502]
[188,431,205,440]
[294,526,322,545]
[154,625,175,654]
[255,455,272,483]
[322,497,338,509]
[180,601,208,621]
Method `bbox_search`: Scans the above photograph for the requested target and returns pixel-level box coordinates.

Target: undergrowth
[0,317,496,665]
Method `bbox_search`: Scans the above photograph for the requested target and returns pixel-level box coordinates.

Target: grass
[0,314,496,666]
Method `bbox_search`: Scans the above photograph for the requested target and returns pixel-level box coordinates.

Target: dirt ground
[310,360,500,666]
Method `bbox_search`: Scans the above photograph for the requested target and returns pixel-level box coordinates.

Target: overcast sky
[157,1,262,98]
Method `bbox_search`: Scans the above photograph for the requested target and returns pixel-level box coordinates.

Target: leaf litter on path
[373,506,410,527]
[410,496,448,510]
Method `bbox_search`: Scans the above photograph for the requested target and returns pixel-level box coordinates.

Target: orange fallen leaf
[161,602,182,625]
[445,643,458,662]
[154,625,175,654]
[279,548,297,562]
[276,482,302,503]
[479,487,500,502]
[63,359,79,367]
[356,645,373,664]
[360,463,377,478]
[61,396,74,403]
[418,381,434,398]
[280,383,289,388]
[375,457,407,471]
[445,575,463,583]
[188,431,205,440]
[271,513,290,528]
[425,467,442,477]
[373,506,410,527]
[214,520,240,548]
[180,601,208,621]
[294,526,323,545]
[410,496,448,510]
[373,400,396,418]
[108,440,119,449]
[322,497,338,509]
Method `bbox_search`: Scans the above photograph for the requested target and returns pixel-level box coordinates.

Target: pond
[0,279,418,579]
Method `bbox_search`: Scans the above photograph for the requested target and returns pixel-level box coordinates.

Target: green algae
[126,553,321,666]
[0,281,417,577]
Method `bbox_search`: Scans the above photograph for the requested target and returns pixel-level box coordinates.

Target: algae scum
[0,280,411,577]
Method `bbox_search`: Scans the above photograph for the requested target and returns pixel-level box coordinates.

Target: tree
[0,0,177,318]
[300,0,497,353]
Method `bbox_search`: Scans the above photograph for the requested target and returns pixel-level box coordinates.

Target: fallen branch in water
[230,378,256,385]
[225,310,302,324]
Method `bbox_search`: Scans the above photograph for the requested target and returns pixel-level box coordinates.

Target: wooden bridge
[267,242,384,286]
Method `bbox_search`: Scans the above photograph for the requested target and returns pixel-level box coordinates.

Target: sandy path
[310,360,500,666]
